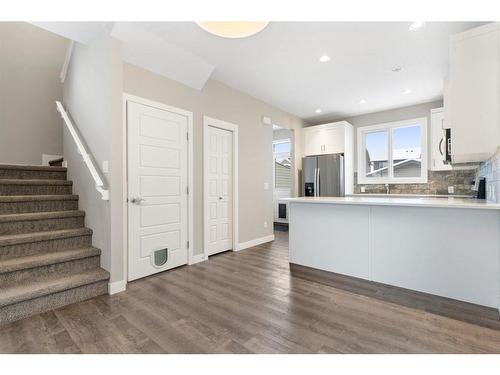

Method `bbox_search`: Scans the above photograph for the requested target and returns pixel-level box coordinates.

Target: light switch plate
[264,182,269,190]
[102,160,109,173]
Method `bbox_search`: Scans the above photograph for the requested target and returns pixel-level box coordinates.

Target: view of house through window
[358,118,427,184]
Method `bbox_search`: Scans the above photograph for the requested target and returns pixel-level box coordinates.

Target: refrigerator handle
[316,167,320,197]
[314,168,318,197]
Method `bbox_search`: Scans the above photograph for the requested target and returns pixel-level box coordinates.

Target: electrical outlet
[360,186,366,193]
[264,182,269,190]
[264,221,268,229]
[448,186,454,194]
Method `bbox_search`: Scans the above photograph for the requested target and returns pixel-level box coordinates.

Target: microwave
[445,128,452,163]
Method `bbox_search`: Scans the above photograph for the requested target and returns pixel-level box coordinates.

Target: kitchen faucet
[385,183,390,194]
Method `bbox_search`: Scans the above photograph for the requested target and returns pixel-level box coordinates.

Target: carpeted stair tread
[0,195,78,202]
[0,247,100,274]
[0,210,83,222]
[0,179,72,186]
[0,268,110,308]
[0,227,92,247]
[0,164,67,172]
[0,210,84,223]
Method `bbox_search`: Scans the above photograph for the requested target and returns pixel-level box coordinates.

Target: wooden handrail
[56,101,109,201]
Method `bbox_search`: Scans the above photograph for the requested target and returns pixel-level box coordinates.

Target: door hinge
[186,132,189,141]
[186,186,189,195]
[187,240,190,249]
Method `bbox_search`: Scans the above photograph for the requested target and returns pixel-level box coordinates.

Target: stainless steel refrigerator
[302,154,344,197]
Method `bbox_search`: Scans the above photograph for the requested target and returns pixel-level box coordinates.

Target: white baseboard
[189,253,207,265]
[236,234,275,251]
[108,280,127,295]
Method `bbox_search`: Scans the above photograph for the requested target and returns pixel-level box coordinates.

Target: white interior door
[206,125,233,255]
[127,101,189,281]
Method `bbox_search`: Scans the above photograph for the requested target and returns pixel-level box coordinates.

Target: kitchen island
[286,196,500,309]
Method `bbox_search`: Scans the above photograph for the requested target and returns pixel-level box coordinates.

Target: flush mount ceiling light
[319,55,331,63]
[409,21,426,31]
[403,89,413,94]
[315,109,322,113]
[359,99,367,104]
[195,22,269,38]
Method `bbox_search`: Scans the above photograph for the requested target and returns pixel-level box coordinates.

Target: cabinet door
[323,126,345,154]
[430,109,451,171]
[304,127,324,155]
[449,23,499,163]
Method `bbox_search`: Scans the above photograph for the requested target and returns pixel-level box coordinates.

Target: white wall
[123,63,305,255]
[62,35,124,283]
[0,22,67,165]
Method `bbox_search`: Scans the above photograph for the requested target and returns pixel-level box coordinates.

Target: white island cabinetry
[288,197,500,309]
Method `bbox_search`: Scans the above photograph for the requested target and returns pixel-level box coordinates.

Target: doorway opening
[272,126,293,233]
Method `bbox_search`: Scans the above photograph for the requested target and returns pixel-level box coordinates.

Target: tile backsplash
[354,169,477,196]
[478,147,500,202]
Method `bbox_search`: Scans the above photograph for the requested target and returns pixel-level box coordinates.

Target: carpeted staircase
[0,164,109,324]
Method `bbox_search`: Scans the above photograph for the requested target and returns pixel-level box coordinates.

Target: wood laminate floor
[1,230,500,353]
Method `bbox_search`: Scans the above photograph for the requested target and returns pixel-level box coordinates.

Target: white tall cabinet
[302,121,354,195]
[446,22,500,163]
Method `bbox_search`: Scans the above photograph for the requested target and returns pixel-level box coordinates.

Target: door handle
[130,197,144,204]
[218,197,223,200]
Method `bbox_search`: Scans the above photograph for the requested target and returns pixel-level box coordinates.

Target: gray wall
[0,22,67,165]
[124,63,305,255]
[63,35,124,283]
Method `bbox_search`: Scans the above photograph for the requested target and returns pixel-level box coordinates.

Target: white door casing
[203,116,239,257]
[127,100,190,281]
[206,126,233,255]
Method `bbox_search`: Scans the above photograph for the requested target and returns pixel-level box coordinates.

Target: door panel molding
[203,116,239,258]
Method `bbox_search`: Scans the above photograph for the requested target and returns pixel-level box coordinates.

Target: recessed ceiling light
[403,89,412,94]
[392,66,402,73]
[409,21,426,31]
[315,109,322,113]
[319,55,331,63]
[359,99,367,104]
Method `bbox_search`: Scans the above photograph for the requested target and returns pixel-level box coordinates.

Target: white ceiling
[133,21,484,123]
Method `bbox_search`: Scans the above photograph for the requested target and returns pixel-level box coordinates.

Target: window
[357,117,427,184]
[273,139,292,190]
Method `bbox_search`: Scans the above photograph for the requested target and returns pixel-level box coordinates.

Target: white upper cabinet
[430,108,452,171]
[303,121,349,156]
[447,22,500,163]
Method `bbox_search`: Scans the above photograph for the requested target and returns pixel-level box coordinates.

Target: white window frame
[357,117,428,184]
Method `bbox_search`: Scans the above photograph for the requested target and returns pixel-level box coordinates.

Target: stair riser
[0,184,72,196]
[0,169,66,180]
[0,256,100,284]
[0,200,78,214]
[0,234,92,261]
[0,216,84,235]
[0,280,108,325]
